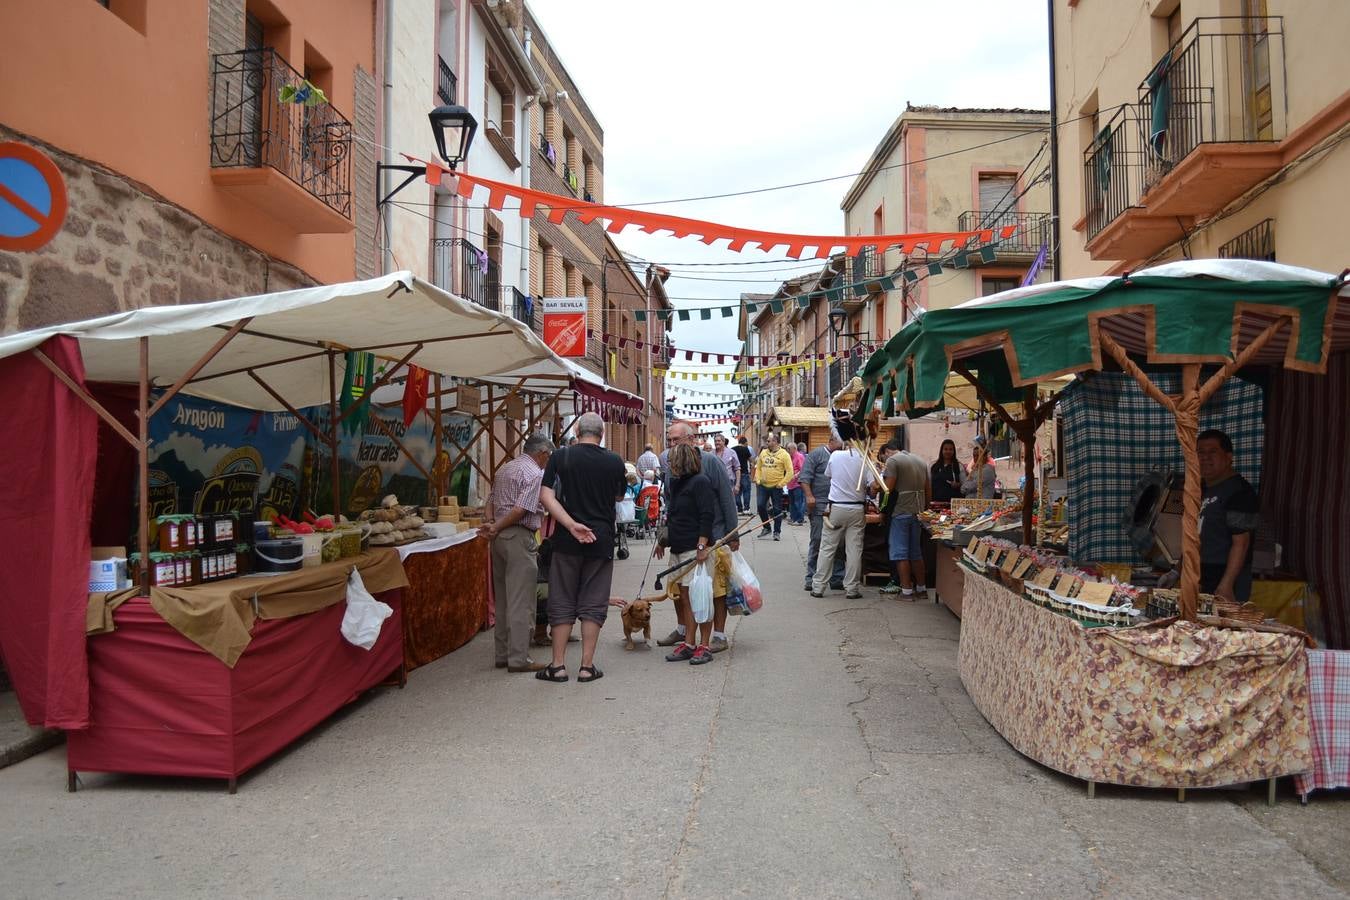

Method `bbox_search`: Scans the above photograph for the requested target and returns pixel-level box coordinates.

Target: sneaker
[914,589,930,601]
[689,645,714,665]
[829,581,845,591]
[656,629,685,647]
[809,590,825,598]
[880,582,902,594]
[709,636,729,653]
[804,579,814,591]
[665,642,695,662]
[757,529,773,540]
[773,533,781,541]
[845,590,863,600]
[507,660,548,673]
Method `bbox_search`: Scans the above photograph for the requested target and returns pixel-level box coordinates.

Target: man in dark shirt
[733,435,754,513]
[538,412,627,683]
[1197,429,1260,603]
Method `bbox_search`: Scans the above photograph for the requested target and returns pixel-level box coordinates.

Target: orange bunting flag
[408,163,1020,259]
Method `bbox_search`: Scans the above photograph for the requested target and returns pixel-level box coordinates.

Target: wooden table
[934,542,964,618]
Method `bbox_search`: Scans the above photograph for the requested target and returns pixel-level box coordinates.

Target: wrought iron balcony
[210,48,352,222]
[432,238,500,310]
[437,56,457,105]
[956,211,1053,262]
[506,286,541,333]
[1082,104,1146,245]
[1138,18,1285,178]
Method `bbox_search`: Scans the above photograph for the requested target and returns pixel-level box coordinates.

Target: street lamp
[377,105,479,209]
[828,303,848,339]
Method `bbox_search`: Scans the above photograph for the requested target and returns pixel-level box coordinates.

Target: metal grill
[210,48,352,217]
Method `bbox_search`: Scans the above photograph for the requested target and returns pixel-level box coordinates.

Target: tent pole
[247,371,333,448]
[1021,386,1037,546]
[138,337,150,594]
[328,351,341,519]
[146,317,253,419]
[30,348,141,450]
[487,384,496,478]
[434,374,444,500]
[1176,364,1202,621]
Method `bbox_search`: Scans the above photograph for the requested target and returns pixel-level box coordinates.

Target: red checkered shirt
[488,453,545,531]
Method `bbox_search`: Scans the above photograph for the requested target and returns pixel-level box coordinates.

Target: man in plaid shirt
[482,433,555,672]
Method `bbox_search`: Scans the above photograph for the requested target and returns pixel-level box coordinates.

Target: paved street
[2,525,1348,899]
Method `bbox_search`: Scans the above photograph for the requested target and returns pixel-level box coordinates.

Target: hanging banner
[543,296,588,358]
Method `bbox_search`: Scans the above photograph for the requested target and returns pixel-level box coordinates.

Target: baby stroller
[615,464,640,560]
[635,481,662,541]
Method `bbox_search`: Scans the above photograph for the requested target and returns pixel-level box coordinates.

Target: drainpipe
[520,26,534,315]
[1047,0,1062,280]
[381,0,395,275]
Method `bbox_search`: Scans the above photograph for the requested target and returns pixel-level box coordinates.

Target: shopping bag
[340,566,393,650]
[725,586,752,617]
[729,550,764,613]
[689,562,714,624]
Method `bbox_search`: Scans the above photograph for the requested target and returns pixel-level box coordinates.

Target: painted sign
[0,142,68,252]
[542,296,587,358]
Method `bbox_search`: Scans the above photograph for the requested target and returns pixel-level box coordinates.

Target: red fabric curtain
[0,336,98,728]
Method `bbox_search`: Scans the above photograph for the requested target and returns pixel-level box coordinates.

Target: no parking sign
[0,142,68,252]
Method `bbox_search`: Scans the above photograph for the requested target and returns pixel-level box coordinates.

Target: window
[484,52,515,142]
[978,173,1017,219]
[95,0,147,33]
[980,276,1020,297]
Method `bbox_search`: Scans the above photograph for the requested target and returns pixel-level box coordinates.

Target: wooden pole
[433,373,444,499]
[487,384,496,479]
[1021,386,1037,546]
[328,351,341,519]
[137,337,150,593]
[1176,363,1202,621]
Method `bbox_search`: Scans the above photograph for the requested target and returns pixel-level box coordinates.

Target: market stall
[0,270,631,788]
[857,260,1350,794]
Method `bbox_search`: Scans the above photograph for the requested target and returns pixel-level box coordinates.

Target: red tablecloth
[1297,650,1350,798]
[67,589,403,786]
[398,535,490,671]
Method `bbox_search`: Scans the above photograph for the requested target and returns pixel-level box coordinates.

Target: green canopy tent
[858,260,1350,621]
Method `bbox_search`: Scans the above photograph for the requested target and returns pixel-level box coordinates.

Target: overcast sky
[526,0,1050,422]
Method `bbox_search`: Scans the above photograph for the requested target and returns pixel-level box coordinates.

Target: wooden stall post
[138,337,150,593]
[1175,364,1203,621]
[1021,386,1038,545]
[328,350,341,518]
[486,384,496,478]
[433,373,444,500]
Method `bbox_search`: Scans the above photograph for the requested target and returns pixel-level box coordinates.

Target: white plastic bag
[615,498,636,523]
[341,566,393,650]
[688,562,713,624]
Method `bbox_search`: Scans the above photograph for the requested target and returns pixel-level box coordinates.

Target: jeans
[806,511,846,585]
[756,484,784,535]
[888,513,923,561]
[789,486,806,523]
[737,471,752,512]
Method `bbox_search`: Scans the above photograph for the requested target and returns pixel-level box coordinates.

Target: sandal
[577,664,604,683]
[535,664,568,683]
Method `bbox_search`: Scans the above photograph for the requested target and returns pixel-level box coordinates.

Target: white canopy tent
[0,271,643,587]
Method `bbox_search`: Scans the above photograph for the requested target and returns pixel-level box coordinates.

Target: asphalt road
[2,521,1347,898]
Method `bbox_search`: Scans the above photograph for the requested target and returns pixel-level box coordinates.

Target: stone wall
[0,125,317,335]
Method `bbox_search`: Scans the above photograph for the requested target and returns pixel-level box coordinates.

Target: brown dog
[621,595,665,649]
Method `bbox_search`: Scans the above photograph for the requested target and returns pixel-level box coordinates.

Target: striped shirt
[488,453,545,531]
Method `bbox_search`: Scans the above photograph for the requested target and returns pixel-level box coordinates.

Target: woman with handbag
[655,443,715,665]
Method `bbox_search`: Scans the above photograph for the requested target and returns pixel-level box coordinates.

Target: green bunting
[634,309,647,322]
[677,309,691,321]
[699,307,712,320]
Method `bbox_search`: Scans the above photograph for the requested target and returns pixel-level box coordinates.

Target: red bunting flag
[402,364,429,427]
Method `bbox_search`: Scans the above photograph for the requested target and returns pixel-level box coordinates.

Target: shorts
[671,550,704,587]
[888,513,923,562]
[547,552,615,626]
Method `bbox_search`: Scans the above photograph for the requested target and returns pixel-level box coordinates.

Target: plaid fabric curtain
[1060,372,1264,564]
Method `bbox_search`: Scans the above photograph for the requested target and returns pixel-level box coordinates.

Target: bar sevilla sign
[543,297,587,358]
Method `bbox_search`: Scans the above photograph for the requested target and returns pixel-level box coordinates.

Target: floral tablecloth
[959,574,1313,788]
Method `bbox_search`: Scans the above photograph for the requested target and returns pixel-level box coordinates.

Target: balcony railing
[210,48,352,217]
[562,163,579,194]
[850,246,883,283]
[437,56,457,105]
[1082,104,1147,244]
[1219,218,1276,262]
[1137,17,1285,187]
[432,238,500,310]
[506,286,541,333]
[956,210,1053,261]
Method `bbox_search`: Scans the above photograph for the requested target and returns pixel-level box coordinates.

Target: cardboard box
[89,546,128,592]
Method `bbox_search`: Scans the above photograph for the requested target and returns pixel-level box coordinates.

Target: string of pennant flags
[586,328,878,367]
